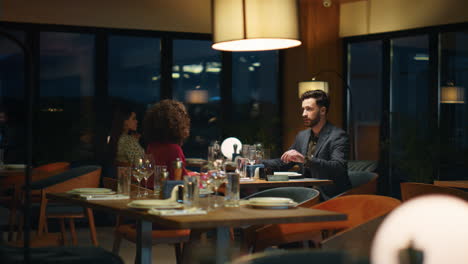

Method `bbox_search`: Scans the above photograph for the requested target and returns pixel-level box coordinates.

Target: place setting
[67,187,129,200]
[243,197,298,210]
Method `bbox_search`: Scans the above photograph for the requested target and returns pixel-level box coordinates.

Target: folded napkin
[79,194,130,200]
[148,208,207,216]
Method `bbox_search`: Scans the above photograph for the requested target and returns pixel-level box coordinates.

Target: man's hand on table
[280,150,305,163]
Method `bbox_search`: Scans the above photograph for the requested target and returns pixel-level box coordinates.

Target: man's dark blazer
[263,122,351,200]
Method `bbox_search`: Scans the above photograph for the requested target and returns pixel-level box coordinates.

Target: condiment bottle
[173,157,183,180]
[159,169,169,199]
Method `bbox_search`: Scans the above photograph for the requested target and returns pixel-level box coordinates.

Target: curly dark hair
[300,89,330,113]
[143,99,190,144]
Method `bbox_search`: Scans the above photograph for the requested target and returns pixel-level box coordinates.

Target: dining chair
[339,171,378,196]
[246,194,401,252]
[1,244,124,264]
[102,177,190,264]
[400,182,468,201]
[348,160,378,172]
[243,187,321,208]
[28,165,102,246]
[1,162,70,242]
[232,249,355,264]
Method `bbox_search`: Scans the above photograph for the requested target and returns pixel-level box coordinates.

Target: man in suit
[263,90,351,200]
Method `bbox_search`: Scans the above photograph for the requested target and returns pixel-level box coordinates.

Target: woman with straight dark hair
[108,106,144,166]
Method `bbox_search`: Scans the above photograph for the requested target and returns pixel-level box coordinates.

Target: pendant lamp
[211,0,301,52]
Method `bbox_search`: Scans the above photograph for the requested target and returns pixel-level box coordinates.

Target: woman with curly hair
[143,99,191,183]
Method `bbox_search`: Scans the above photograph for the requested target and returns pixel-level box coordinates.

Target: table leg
[216,226,230,264]
[136,220,152,264]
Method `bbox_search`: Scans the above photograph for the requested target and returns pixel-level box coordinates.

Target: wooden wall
[282,0,343,150]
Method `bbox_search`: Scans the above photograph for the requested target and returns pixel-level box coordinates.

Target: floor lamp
[298,70,356,159]
[0,31,35,263]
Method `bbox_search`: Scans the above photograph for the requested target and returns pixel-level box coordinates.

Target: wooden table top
[240,178,332,188]
[47,193,346,229]
[433,180,468,189]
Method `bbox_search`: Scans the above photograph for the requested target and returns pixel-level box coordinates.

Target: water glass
[225,173,240,207]
[236,157,247,178]
[153,165,167,198]
[183,175,200,208]
[117,167,131,195]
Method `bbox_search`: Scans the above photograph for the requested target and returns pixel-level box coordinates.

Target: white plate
[127,200,183,210]
[70,188,114,194]
[3,164,27,170]
[221,137,242,160]
[249,203,298,210]
[273,172,303,179]
[248,197,294,206]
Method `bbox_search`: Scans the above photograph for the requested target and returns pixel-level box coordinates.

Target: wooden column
[282,0,343,150]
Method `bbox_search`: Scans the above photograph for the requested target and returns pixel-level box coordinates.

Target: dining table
[46,193,347,264]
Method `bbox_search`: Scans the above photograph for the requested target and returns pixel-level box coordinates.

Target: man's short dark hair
[300,90,330,113]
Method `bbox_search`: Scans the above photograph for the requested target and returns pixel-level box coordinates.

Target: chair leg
[16,214,23,241]
[37,190,48,237]
[69,218,78,245]
[7,203,17,241]
[85,208,98,246]
[175,243,183,264]
[59,218,67,245]
[112,233,122,254]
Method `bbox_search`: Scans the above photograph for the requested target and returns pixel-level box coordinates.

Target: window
[348,41,383,161]
[439,31,468,180]
[172,39,222,158]
[0,29,26,164]
[108,35,161,139]
[38,32,95,165]
[231,51,280,157]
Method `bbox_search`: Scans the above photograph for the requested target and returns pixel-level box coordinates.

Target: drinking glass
[207,170,226,208]
[183,175,200,208]
[153,165,167,198]
[225,173,240,207]
[117,167,131,195]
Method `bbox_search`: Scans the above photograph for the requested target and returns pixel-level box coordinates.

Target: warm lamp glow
[441,85,464,104]
[298,81,329,98]
[212,0,301,52]
[371,195,468,264]
[185,90,208,104]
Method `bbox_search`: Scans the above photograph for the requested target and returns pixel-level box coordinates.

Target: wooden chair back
[400,182,468,202]
[312,194,400,230]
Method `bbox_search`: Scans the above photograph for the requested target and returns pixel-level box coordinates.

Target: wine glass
[141,154,155,196]
[132,158,145,198]
[132,155,153,197]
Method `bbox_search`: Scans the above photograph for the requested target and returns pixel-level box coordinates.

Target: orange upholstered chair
[247,194,401,252]
[102,177,190,264]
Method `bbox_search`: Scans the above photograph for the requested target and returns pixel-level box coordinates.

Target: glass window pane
[390,35,432,183]
[108,35,161,108]
[0,30,26,164]
[108,35,161,152]
[172,39,221,158]
[231,51,280,157]
[439,31,468,180]
[38,32,95,165]
[348,41,383,161]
